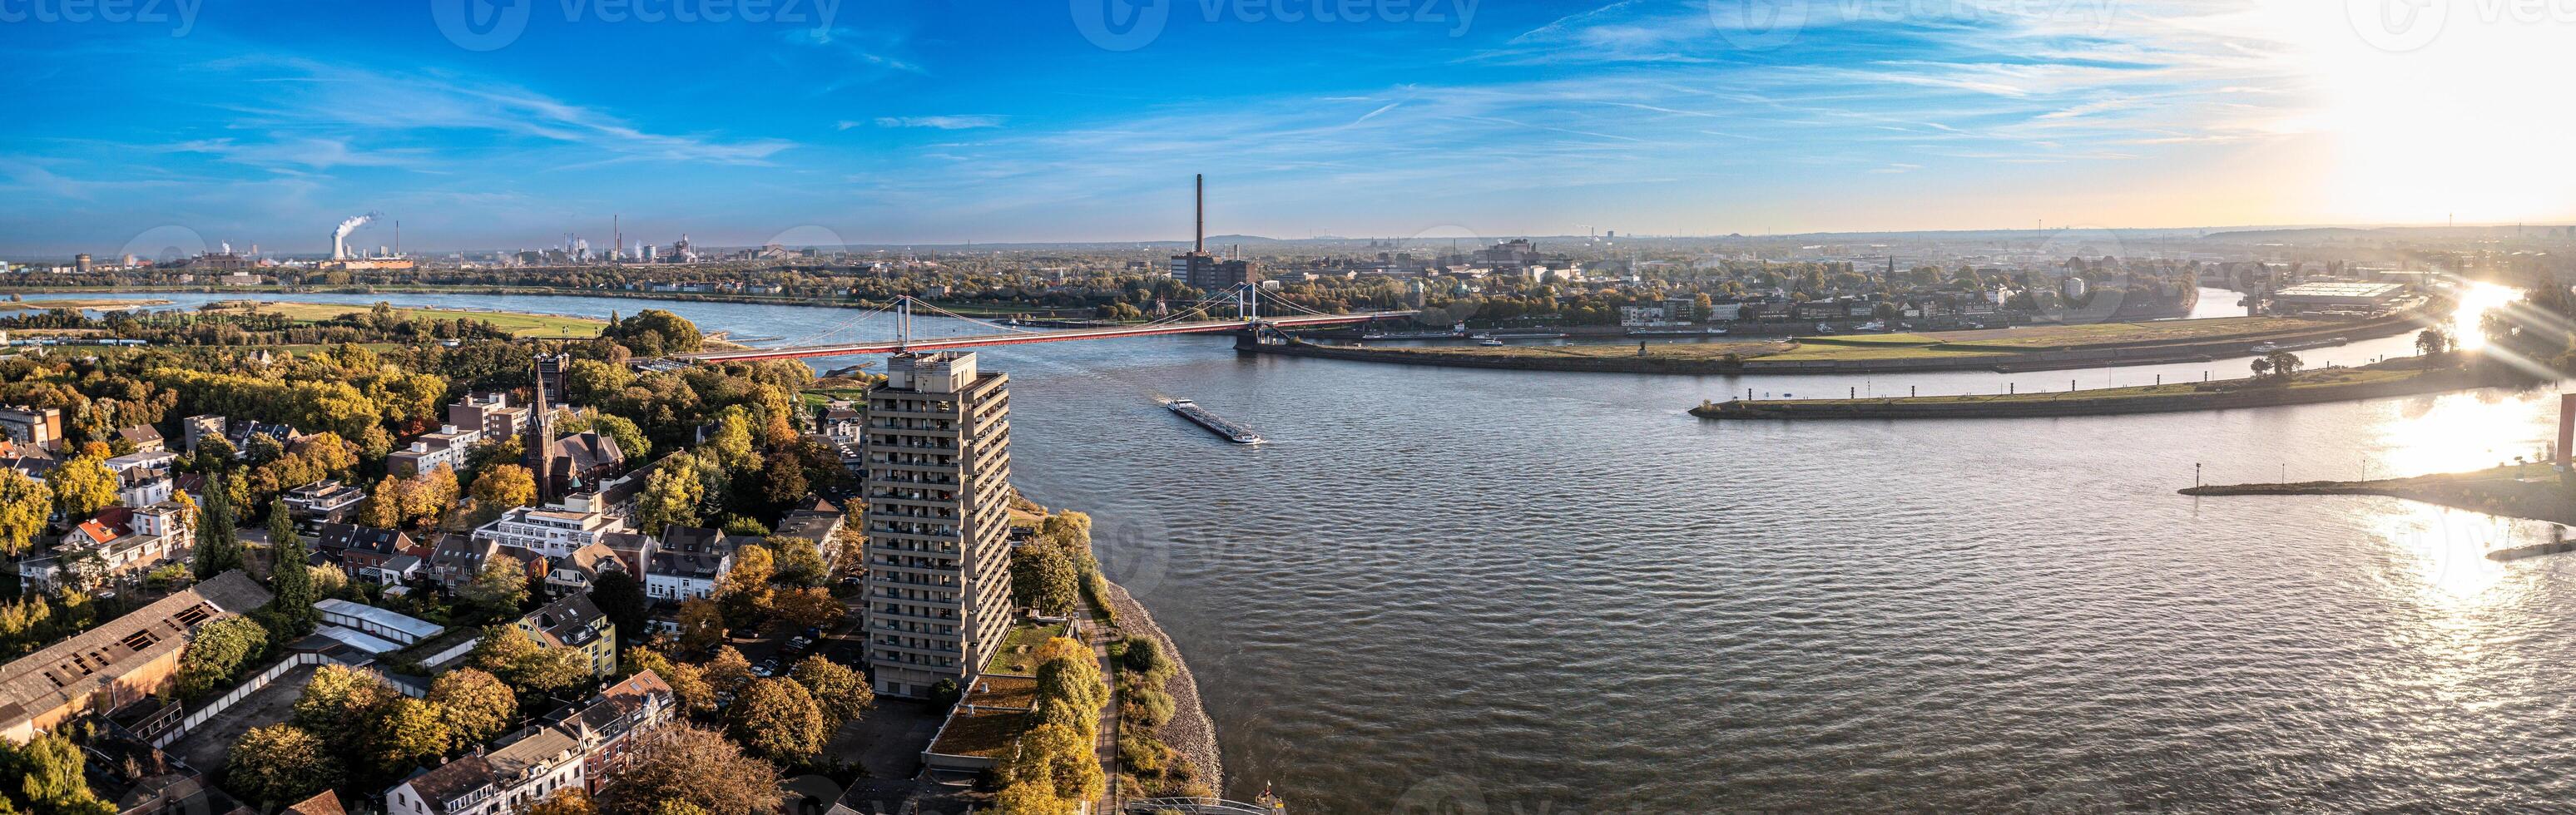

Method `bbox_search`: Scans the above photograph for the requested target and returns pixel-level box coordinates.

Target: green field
[206,302,606,338]
[983,621,1067,675]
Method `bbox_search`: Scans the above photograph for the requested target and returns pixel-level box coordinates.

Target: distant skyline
[3,1,2570,257]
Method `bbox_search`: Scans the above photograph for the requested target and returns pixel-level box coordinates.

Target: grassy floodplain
[1692,356,2524,420]
[1285,314,2403,373]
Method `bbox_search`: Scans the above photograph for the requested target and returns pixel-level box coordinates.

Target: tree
[786,654,871,729]
[719,545,775,604]
[470,625,590,693]
[769,536,827,586]
[470,464,539,511]
[1000,723,1104,805]
[590,570,649,643]
[1010,544,1079,617]
[676,597,726,654]
[177,615,268,699]
[370,696,453,778]
[461,557,529,618]
[191,477,244,578]
[768,587,844,631]
[624,648,715,717]
[528,788,598,815]
[702,645,754,699]
[2266,350,2304,382]
[428,669,518,746]
[265,498,316,634]
[1035,651,1107,714]
[595,726,780,815]
[0,469,49,556]
[359,474,408,530]
[635,460,706,536]
[726,677,826,763]
[47,454,117,518]
[603,309,705,357]
[8,732,116,815]
[2416,328,2452,359]
[226,724,339,807]
[992,782,1078,815]
[2250,357,2273,379]
[705,407,761,475]
[294,664,393,748]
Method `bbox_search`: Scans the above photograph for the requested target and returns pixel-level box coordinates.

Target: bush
[1120,635,1175,685]
[1116,734,1172,776]
[1122,687,1174,729]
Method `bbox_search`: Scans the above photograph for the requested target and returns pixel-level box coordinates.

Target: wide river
[71,289,2576,812]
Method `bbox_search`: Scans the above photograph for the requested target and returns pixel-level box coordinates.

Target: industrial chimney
[1195,173,1204,254]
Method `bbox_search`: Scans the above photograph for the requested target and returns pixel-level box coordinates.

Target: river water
[67,289,2576,813]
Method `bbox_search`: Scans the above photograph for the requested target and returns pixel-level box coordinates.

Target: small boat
[1478,338,1506,346]
[1160,398,1263,444]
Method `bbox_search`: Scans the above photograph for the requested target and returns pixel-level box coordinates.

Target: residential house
[0,570,270,741]
[116,424,165,454]
[643,526,740,602]
[104,450,179,508]
[17,501,193,592]
[383,725,585,815]
[281,481,365,535]
[313,523,419,584]
[819,405,861,442]
[774,496,848,566]
[518,594,616,678]
[556,670,676,793]
[543,541,624,595]
[427,535,499,594]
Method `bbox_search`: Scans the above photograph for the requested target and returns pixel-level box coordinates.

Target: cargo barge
[1159,398,1264,444]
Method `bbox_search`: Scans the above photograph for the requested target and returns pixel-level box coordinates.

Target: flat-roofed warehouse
[2270,282,2408,314]
[0,570,270,742]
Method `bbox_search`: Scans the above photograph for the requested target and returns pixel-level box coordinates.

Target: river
[63,289,2576,812]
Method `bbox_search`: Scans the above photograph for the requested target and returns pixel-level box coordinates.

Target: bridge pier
[1233,328,1261,352]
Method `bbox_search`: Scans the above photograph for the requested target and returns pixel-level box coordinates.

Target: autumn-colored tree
[634,457,706,536]
[176,615,267,699]
[701,645,754,699]
[428,668,518,745]
[675,597,726,653]
[1000,723,1104,805]
[293,664,394,749]
[527,788,597,815]
[225,724,339,807]
[469,625,590,693]
[0,468,50,556]
[47,454,118,518]
[359,475,407,530]
[460,557,528,618]
[470,463,538,510]
[786,654,871,729]
[992,782,1078,815]
[767,587,844,632]
[595,726,780,815]
[726,677,826,763]
[369,696,453,778]
[623,648,716,717]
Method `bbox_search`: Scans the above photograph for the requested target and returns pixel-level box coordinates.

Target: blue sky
[0,0,2556,256]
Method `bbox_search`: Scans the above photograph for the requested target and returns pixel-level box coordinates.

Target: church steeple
[525,353,561,503]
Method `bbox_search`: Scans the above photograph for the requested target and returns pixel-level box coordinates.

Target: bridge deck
[681,311,1414,363]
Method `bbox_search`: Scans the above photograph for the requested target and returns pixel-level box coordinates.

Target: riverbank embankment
[1693,358,2535,420]
[2182,465,2576,527]
[1255,310,2437,376]
[1100,579,1224,791]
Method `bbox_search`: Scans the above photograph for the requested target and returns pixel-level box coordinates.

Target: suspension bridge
[678,285,1416,363]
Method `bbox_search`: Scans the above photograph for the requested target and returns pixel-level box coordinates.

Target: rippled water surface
[85,290,2576,813]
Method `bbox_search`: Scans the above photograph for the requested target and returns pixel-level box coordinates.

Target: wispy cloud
[873,115,1008,130]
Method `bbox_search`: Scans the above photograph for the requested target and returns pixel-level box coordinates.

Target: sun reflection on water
[2449,282,2519,350]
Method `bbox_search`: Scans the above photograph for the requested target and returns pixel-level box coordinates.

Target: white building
[471,505,627,560]
[384,725,585,815]
[643,526,739,601]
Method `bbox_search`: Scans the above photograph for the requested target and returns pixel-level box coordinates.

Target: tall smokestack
[1195,173,1204,254]
[331,211,380,260]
